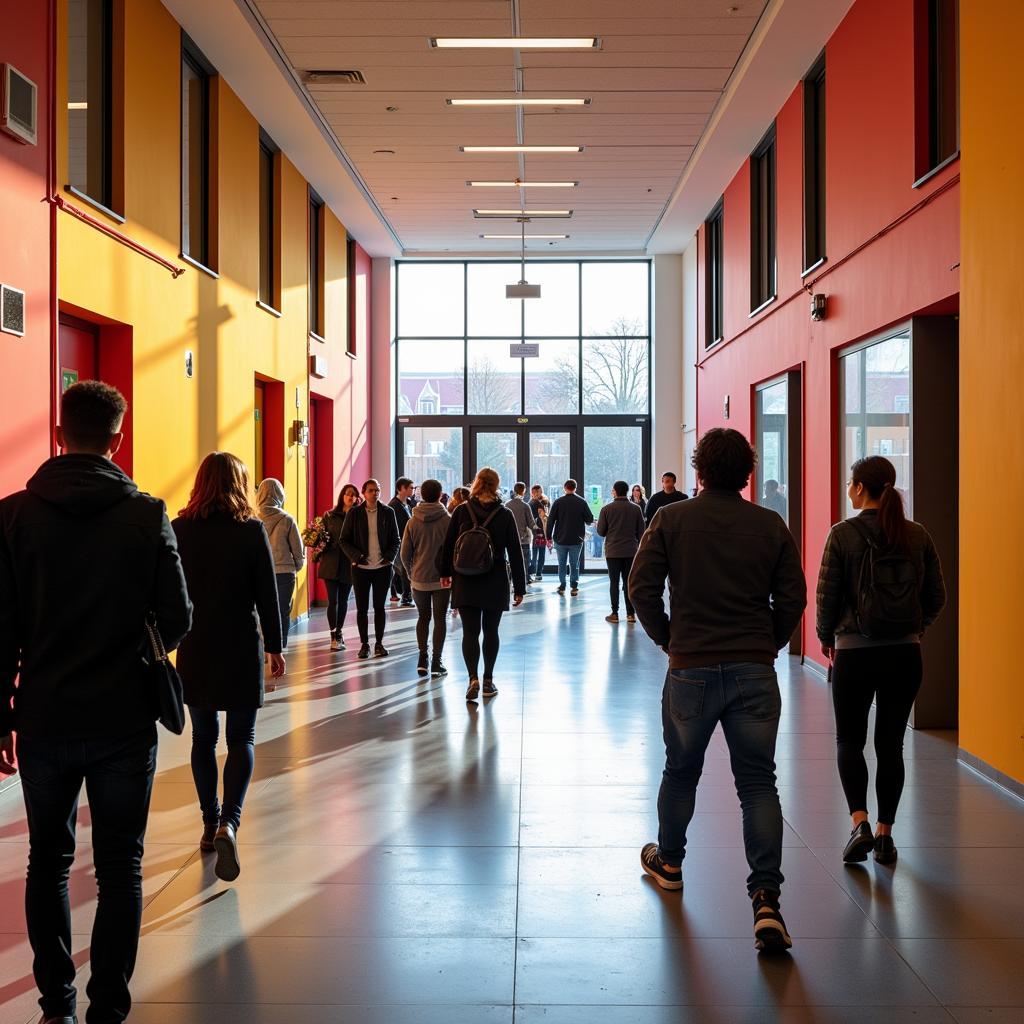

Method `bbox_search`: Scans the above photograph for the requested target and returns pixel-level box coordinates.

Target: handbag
[143,613,186,734]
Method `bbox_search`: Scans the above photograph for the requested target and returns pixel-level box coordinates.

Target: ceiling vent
[304,70,366,85]
[1,285,26,337]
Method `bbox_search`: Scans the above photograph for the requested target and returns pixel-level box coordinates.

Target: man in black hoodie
[0,381,192,1024]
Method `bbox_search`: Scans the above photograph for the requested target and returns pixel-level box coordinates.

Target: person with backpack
[318,483,360,651]
[438,467,526,701]
[545,479,594,596]
[255,478,305,649]
[816,455,946,866]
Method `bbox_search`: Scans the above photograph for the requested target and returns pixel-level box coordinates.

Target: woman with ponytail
[816,456,946,866]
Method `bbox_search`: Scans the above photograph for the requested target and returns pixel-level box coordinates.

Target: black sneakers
[200,823,217,853]
[640,843,683,891]
[874,835,898,864]
[482,678,498,698]
[431,660,448,677]
[842,821,876,863]
[417,650,429,676]
[357,643,371,659]
[374,642,389,658]
[466,678,480,701]
[752,888,792,953]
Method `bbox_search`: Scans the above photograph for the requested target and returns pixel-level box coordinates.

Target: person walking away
[762,479,788,520]
[528,484,551,581]
[545,479,593,596]
[173,452,285,883]
[319,483,360,651]
[255,478,305,650]
[597,480,645,624]
[0,381,192,1024]
[388,476,415,606]
[630,483,648,517]
[629,428,806,954]
[644,471,688,525]
[401,478,452,678]
[816,456,945,866]
[505,481,537,588]
[447,486,470,514]
[438,467,526,701]
[340,479,400,658]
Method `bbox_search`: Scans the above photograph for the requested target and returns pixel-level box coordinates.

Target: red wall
[0,0,53,497]
[696,0,960,663]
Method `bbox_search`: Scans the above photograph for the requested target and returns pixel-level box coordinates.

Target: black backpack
[453,501,501,576]
[848,517,922,640]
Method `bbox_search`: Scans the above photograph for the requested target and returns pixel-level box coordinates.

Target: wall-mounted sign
[516,417,529,424]
[509,343,540,358]
[184,350,194,378]
[60,368,78,393]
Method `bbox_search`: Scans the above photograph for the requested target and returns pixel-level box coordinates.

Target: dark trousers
[529,542,547,576]
[275,571,296,648]
[460,606,503,680]
[325,578,352,637]
[606,555,635,615]
[353,565,394,643]
[188,707,259,830]
[413,587,451,656]
[657,663,783,896]
[832,644,923,824]
[390,563,412,602]
[18,726,158,1023]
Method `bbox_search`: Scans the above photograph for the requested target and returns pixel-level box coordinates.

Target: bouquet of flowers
[303,516,331,564]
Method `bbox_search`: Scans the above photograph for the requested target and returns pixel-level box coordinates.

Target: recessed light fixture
[474,209,573,218]
[460,145,583,154]
[481,233,569,239]
[430,37,599,49]
[67,101,88,110]
[373,149,396,155]
[447,97,591,107]
[467,181,578,188]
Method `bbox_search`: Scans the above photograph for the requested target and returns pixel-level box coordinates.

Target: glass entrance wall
[583,426,645,567]
[755,378,790,524]
[528,432,571,502]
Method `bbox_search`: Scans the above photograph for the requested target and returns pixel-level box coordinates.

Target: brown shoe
[213,823,241,881]
[200,823,217,852]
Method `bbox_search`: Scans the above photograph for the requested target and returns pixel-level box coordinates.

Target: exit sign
[509,343,540,358]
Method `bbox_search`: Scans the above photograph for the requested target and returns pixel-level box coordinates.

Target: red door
[58,316,98,393]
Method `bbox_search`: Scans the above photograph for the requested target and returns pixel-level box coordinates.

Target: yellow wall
[56,0,353,614]
[959,0,1024,783]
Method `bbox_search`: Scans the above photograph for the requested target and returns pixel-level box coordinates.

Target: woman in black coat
[172,451,284,882]
[438,467,526,701]
[318,483,359,651]
[339,478,401,659]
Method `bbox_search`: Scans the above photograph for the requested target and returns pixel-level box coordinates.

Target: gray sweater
[400,501,451,591]
[596,496,646,558]
[505,495,537,545]
[256,478,305,574]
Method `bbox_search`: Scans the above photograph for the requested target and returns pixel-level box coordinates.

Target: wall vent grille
[1,285,26,337]
[303,69,366,85]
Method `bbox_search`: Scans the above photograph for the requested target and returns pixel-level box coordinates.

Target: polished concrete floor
[1,578,1023,1023]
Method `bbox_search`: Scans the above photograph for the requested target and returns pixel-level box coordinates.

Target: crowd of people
[0,380,946,1021]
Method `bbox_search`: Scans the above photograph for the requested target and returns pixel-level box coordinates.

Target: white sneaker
[330,636,343,652]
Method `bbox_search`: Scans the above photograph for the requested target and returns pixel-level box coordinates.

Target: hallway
[1,579,1022,1023]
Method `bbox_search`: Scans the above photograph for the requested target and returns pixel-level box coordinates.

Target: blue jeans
[18,726,158,1023]
[554,542,583,588]
[529,543,547,577]
[189,707,259,830]
[657,662,784,895]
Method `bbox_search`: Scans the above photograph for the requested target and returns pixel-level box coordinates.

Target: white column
[681,237,699,493]
[370,257,395,487]
[652,253,685,490]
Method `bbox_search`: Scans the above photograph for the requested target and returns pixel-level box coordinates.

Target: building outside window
[181,36,212,267]
[308,190,324,337]
[67,0,113,210]
[750,125,777,311]
[705,200,724,346]
[258,133,277,308]
[803,54,826,271]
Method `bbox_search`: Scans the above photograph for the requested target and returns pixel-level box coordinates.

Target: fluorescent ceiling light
[460,145,583,154]
[67,101,88,110]
[482,234,569,239]
[468,181,578,188]
[474,209,573,218]
[447,98,590,107]
[431,37,598,49]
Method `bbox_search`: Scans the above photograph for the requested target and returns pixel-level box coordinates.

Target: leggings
[188,707,259,830]
[352,565,393,644]
[832,644,923,825]
[275,572,296,648]
[325,579,352,636]
[413,588,451,654]
[459,606,503,681]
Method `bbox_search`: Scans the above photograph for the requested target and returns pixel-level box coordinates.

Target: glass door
[469,428,519,496]
[582,425,646,570]
[527,429,573,503]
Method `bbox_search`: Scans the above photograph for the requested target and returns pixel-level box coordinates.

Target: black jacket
[438,498,527,611]
[644,488,687,525]
[629,488,807,668]
[546,492,594,545]
[596,496,646,558]
[388,496,413,538]
[815,510,946,644]
[172,513,283,710]
[0,455,192,739]
[339,502,400,567]
[316,508,350,583]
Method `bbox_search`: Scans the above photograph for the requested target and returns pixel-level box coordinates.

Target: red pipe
[47,0,58,457]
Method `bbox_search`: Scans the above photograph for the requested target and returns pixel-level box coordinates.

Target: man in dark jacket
[545,479,594,596]
[629,428,806,955]
[0,381,192,1024]
[643,470,688,525]
[388,476,415,606]
[596,480,646,624]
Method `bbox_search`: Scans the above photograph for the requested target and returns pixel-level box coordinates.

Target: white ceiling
[251,0,770,254]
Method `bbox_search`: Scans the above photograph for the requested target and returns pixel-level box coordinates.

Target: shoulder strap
[465,501,480,527]
[481,505,502,528]
[847,516,876,549]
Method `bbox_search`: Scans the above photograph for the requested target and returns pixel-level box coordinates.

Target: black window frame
[308,188,325,339]
[750,124,777,313]
[180,33,214,270]
[258,130,278,309]
[802,53,826,273]
[704,199,724,348]
[927,0,959,173]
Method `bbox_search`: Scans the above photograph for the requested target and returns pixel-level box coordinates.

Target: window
[750,125,776,311]
[258,133,277,307]
[397,338,464,416]
[67,0,113,210]
[929,0,959,171]
[705,200,724,346]
[308,190,324,337]
[803,55,826,271]
[181,36,213,268]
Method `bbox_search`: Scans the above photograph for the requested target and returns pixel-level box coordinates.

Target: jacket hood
[256,478,286,510]
[27,454,138,516]
[413,500,448,523]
